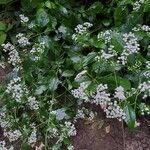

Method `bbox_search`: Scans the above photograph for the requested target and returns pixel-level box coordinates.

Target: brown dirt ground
[0,67,150,150]
[72,105,150,150]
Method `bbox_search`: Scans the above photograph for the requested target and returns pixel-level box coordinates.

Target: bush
[0,0,150,149]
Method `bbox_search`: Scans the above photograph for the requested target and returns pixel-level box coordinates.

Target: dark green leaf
[0,31,6,44]
[123,103,136,129]
[36,9,49,27]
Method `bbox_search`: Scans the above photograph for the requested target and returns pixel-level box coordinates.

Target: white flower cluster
[75,70,87,81]
[133,0,145,11]
[30,43,45,61]
[16,33,30,46]
[118,32,140,65]
[101,45,117,60]
[138,81,150,98]
[65,121,77,137]
[139,103,150,115]
[74,108,86,122]
[19,14,29,23]
[71,82,89,102]
[143,71,150,78]
[6,77,25,102]
[28,127,37,147]
[0,107,11,128]
[72,83,127,121]
[143,61,150,78]
[0,141,14,150]
[104,101,126,121]
[92,84,111,107]
[2,42,21,67]
[28,96,39,110]
[98,30,112,44]
[132,24,150,32]
[72,22,93,41]
[4,129,22,142]
[114,86,126,100]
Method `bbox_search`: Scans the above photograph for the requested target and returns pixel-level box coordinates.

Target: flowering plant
[0,0,150,149]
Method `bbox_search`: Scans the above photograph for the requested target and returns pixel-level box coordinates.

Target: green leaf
[111,33,124,53]
[36,9,49,27]
[62,70,75,77]
[21,143,31,150]
[52,144,62,150]
[123,103,136,129]
[35,85,47,95]
[0,0,11,4]
[118,77,131,90]
[114,8,127,26]
[45,1,56,9]
[144,1,150,12]
[0,31,6,44]
[48,73,60,92]
[88,2,103,14]
[0,21,6,31]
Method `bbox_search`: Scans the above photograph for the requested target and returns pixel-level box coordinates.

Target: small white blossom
[118,32,140,65]
[104,101,126,121]
[138,81,150,98]
[19,14,29,23]
[92,84,111,107]
[4,129,22,142]
[16,33,30,46]
[28,96,39,110]
[65,121,76,137]
[114,86,126,100]
[28,128,37,147]
[98,30,112,44]
[71,82,89,102]
[2,43,21,67]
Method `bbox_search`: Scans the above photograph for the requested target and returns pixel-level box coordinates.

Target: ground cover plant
[0,0,150,149]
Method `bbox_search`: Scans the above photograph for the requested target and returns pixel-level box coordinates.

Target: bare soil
[72,105,150,150]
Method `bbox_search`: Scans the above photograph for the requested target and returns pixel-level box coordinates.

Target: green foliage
[0,0,150,149]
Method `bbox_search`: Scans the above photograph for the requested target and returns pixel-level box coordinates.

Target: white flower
[58,26,67,34]
[118,32,140,65]
[19,14,29,23]
[104,101,126,121]
[28,96,39,110]
[92,84,111,106]
[71,82,89,102]
[16,33,30,46]
[1,43,21,67]
[114,86,126,100]
[4,129,22,142]
[28,128,37,147]
[72,22,93,41]
[98,30,112,44]
[6,77,24,102]
[65,121,76,137]
[138,81,150,98]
